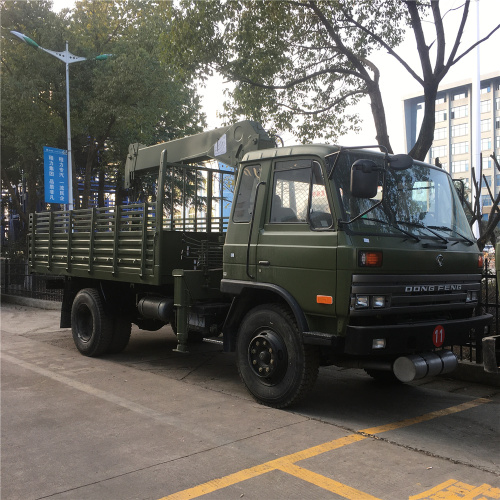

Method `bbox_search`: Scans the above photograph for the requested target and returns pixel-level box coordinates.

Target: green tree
[1,0,64,225]
[166,0,499,160]
[1,0,206,236]
[167,0,407,150]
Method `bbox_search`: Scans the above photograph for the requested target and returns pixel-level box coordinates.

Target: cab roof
[242,144,342,163]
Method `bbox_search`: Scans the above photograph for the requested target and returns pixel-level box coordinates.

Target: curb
[446,359,500,388]
[2,294,500,388]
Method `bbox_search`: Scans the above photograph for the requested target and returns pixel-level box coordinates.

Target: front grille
[350,274,480,318]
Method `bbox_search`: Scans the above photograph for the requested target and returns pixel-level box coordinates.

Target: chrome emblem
[436,254,444,267]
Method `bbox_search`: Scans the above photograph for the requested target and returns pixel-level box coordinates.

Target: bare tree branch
[340,3,424,85]
[276,89,366,115]
[451,23,500,67]
[227,66,363,90]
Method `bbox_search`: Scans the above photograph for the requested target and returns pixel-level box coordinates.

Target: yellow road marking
[159,398,490,500]
[276,462,382,500]
[359,398,491,435]
[409,479,458,499]
[410,479,500,499]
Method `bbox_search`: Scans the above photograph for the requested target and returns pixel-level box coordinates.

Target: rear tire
[236,304,319,408]
[71,288,113,357]
[108,314,132,354]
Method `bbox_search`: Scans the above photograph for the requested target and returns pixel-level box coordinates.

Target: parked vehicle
[29,121,491,407]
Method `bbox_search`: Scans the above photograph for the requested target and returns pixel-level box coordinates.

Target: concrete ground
[1,300,499,500]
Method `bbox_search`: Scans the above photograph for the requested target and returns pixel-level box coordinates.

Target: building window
[480,100,491,113]
[480,85,491,94]
[451,123,468,137]
[435,96,446,105]
[452,160,469,173]
[481,138,492,151]
[451,105,468,119]
[435,110,447,122]
[484,175,492,187]
[483,157,492,170]
[496,97,500,111]
[434,127,447,140]
[496,136,500,149]
[496,118,500,130]
[482,195,492,206]
[431,145,447,158]
[453,91,467,100]
[451,142,469,155]
[481,119,491,132]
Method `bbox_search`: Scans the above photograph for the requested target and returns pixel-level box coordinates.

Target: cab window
[233,165,261,222]
[270,159,332,228]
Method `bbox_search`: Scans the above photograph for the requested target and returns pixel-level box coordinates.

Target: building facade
[403,71,500,218]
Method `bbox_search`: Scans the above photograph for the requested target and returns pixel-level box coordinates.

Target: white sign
[214,134,227,156]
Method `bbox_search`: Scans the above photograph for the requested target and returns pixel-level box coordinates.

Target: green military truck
[29,121,491,407]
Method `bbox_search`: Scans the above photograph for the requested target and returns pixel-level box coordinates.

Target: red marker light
[359,251,383,267]
[478,254,484,268]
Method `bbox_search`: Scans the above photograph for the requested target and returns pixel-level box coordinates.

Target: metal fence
[1,256,498,365]
[1,258,64,302]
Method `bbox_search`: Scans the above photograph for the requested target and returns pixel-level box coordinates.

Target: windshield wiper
[428,225,474,245]
[396,220,448,244]
[361,217,420,242]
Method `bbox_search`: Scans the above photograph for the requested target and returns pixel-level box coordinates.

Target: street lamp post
[11,31,112,211]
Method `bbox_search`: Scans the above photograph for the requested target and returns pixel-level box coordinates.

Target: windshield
[330,150,474,242]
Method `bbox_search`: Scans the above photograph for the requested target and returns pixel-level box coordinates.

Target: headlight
[355,295,370,308]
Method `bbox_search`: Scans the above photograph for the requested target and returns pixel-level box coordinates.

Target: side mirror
[351,159,379,198]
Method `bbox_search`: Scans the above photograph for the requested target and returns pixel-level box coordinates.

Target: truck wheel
[108,315,132,354]
[236,304,319,408]
[71,288,113,357]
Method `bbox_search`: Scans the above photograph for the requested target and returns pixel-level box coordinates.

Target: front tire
[71,288,113,357]
[236,304,319,408]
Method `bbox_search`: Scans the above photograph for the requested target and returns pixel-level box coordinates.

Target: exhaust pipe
[393,350,458,383]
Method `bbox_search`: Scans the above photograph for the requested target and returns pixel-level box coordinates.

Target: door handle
[258,260,270,266]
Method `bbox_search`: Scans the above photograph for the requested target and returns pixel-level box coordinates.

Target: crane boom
[124,121,274,188]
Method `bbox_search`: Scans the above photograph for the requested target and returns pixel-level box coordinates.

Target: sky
[52,0,499,154]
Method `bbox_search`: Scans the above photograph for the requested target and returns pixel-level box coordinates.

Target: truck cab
[220,144,490,407]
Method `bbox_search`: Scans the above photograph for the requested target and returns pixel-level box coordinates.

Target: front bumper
[344,313,492,355]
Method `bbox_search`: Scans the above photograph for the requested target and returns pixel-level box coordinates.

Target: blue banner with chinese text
[44,147,68,204]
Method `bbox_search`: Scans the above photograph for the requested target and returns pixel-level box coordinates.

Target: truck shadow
[294,365,469,427]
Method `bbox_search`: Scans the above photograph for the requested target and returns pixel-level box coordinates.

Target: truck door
[256,159,338,317]
[223,163,267,281]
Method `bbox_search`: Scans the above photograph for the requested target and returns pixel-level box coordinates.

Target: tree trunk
[98,167,105,207]
[367,84,393,154]
[25,165,38,217]
[409,82,439,161]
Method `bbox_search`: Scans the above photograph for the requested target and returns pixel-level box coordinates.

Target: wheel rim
[248,330,287,384]
[75,304,93,343]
